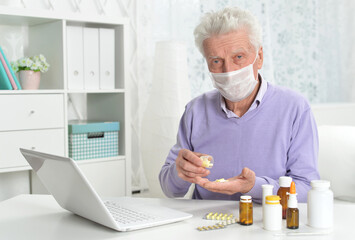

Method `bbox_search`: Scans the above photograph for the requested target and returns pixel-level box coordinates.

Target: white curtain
[134,0,355,193]
[137,0,355,102]
[140,41,190,197]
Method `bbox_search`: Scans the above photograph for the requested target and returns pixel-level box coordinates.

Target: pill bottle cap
[279,176,292,187]
[289,181,296,194]
[287,182,298,208]
[311,180,330,189]
[262,184,274,189]
[265,195,280,204]
[240,195,252,203]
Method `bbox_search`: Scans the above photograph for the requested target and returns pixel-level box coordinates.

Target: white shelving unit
[0,6,131,198]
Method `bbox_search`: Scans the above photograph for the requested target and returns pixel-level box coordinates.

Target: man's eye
[213,60,219,64]
[237,55,242,59]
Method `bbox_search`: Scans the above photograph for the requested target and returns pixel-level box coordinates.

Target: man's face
[203,30,263,78]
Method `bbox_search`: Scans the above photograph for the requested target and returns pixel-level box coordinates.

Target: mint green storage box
[68,121,119,160]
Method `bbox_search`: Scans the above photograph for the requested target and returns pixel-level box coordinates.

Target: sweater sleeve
[247,107,320,203]
[159,107,193,198]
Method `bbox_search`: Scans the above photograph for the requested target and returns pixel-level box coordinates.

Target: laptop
[20,148,192,231]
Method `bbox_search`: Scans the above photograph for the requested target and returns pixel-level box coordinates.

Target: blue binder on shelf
[0,46,21,90]
[0,54,12,90]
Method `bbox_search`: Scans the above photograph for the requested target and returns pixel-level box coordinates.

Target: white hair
[194,7,262,56]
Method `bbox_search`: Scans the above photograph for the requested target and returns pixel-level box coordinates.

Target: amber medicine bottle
[286,181,299,229]
[277,176,292,219]
[239,195,253,225]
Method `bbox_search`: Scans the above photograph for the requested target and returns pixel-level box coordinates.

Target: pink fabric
[0,51,17,90]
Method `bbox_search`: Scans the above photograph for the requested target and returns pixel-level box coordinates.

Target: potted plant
[11,54,50,90]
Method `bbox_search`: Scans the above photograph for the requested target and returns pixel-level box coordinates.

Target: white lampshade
[141,41,191,197]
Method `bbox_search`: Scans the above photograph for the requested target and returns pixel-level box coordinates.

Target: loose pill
[215,178,229,183]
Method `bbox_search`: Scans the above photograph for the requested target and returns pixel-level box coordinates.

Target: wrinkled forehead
[203,31,256,57]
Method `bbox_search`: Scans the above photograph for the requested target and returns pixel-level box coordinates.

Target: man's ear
[257,46,263,69]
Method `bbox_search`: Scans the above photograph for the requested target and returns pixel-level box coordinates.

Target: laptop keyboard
[104,201,157,225]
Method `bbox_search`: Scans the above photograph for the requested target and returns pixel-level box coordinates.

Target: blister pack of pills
[197,212,239,231]
[204,212,234,221]
[197,224,225,231]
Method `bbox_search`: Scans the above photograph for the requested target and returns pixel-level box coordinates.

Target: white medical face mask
[209,53,258,102]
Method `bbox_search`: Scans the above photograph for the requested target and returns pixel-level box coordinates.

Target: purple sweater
[159,80,320,203]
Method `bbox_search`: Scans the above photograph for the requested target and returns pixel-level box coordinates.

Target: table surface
[0,194,353,240]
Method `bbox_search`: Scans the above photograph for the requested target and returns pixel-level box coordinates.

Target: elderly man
[159,7,319,203]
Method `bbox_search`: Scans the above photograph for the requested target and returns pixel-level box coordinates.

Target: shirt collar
[220,74,268,118]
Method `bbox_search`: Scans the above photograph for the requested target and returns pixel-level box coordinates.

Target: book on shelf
[0,53,12,90]
[0,46,21,90]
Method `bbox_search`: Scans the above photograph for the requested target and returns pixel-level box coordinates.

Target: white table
[0,194,353,240]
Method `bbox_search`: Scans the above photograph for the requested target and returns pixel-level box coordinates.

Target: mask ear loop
[252,50,259,65]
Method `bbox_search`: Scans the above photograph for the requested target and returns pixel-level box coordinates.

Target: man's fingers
[182,150,204,167]
[198,180,235,195]
[177,157,208,174]
[195,176,210,185]
[203,181,240,191]
[179,168,209,178]
[177,171,201,183]
[235,167,254,179]
[178,149,209,174]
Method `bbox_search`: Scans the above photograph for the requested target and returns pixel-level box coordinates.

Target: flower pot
[19,70,41,90]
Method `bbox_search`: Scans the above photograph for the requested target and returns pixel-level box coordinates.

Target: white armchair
[312,103,355,202]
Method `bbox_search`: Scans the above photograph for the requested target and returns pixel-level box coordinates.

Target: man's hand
[195,167,256,195]
[175,149,210,183]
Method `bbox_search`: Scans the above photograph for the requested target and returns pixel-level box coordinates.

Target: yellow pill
[197,227,204,231]
[203,226,208,230]
[208,226,214,230]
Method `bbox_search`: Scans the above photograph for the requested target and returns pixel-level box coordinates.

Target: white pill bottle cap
[311,180,330,189]
[279,176,292,187]
[240,195,252,203]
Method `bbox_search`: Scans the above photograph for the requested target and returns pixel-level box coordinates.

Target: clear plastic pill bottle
[200,155,214,168]
[307,180,333,229]
[239,195,253,225]
[263,195,282,231]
